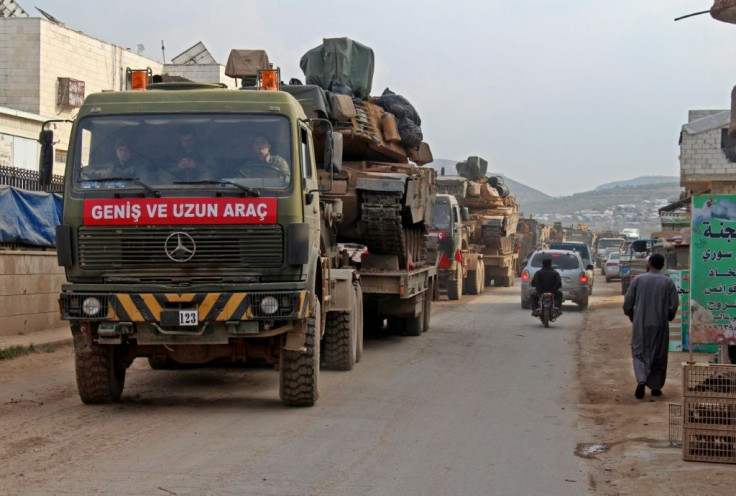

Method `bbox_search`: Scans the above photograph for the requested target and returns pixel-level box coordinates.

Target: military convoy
[435,157,520,289]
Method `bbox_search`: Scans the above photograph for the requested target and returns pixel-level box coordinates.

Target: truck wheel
[354,281,364,363]
[280,300,320,407]
[605,275,612,283]
[479,264,486,293]
[75,342,126,404]
[404,312,424,336]
[322,310,356,371]
[466,260,483,295]
[447,265,463,300]
[422,280,433,332]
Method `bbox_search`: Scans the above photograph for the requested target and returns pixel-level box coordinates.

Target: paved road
[0,282,590,495]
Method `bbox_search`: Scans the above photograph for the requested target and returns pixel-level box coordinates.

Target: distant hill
[522,181,683,215]
[423,159,552,207]
[595,176,678,191]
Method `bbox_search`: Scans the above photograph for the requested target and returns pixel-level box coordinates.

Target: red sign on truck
[83,198,278,226]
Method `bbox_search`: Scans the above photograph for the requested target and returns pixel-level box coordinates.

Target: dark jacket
[531,266,562,294]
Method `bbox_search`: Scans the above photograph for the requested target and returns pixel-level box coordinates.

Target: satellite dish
[136,44,145,55]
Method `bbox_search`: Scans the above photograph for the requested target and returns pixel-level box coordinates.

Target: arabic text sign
[690,195,736,344]
[83,198,278,226]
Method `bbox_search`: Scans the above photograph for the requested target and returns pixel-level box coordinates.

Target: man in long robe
[622,253,679,399]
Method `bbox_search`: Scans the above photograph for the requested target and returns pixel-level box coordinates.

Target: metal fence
[0,165,64,193]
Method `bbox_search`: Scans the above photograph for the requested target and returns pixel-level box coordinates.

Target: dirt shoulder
[578,282,736,495]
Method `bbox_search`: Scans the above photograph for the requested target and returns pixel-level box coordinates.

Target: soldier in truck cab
[81,136,150,180]
[162,125,214,181]
[239,133,290,183]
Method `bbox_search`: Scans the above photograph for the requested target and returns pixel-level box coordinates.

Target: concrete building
[679,109,736,195]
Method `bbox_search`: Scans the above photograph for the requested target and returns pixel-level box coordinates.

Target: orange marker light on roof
[259,68,280,91]
[129,70,148,91]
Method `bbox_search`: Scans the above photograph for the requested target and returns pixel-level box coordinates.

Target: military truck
[426,192,485,300]
[43,72,364,406]
[436,157,520,288]
[281,38,437,336]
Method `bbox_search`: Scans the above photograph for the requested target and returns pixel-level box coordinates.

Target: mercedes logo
[164,232,196,262]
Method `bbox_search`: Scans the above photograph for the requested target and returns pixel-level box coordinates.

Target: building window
[55,149,67,165]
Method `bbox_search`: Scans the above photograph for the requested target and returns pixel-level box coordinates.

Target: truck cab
[44,79,361,407]
[427,193,483,299]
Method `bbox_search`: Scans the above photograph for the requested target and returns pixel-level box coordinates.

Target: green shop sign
[690,195,736,345]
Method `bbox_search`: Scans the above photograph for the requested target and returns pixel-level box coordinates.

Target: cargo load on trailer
[435,156,520,288]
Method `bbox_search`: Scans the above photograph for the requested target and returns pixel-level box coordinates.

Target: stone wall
[680,109,736,192]
[0,251,65,338]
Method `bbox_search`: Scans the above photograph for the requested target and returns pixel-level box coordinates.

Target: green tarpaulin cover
[300,38,374,99]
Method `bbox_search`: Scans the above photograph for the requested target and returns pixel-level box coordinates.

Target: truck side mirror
[329,131,342,173]
[38,129,54,188]
[460,207,470,222]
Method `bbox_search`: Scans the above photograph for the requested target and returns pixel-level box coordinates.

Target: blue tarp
[0,186,62,247]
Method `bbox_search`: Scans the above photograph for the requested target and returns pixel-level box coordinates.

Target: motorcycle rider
[530,257,563,315]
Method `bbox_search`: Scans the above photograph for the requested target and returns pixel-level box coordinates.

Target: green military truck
[42,77,364,407]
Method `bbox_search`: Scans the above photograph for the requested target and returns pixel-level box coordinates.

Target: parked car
[604,251,621,282]
[547,241,595,293]
[520,249,590,310]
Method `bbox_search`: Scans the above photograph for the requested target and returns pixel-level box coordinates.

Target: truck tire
[322,311,356,371]
[447,265,463,301]
[75,342,126,404]
[478,264,486,293]
[354,281,364,363]
[422,280,432,332]
[404,311,424,336]
[323,282,357,371]
[280,300,320,407]
[466,260,483,295]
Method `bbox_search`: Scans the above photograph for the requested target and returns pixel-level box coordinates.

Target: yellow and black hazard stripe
[106,291,309,322]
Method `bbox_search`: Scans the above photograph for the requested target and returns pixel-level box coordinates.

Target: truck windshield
[72,114,292,190]
[432,203,451,231]
[598,239,624,249]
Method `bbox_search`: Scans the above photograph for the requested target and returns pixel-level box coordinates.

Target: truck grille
[78,225,283,269]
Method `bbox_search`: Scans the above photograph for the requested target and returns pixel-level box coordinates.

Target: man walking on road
[622,253,679,399]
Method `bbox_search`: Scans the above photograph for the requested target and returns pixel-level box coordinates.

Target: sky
[26,0,736,196]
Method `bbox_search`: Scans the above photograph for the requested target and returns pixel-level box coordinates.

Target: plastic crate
[683,398,736,429]
[683,426,736,464]
[682,363,736,399]
[669,402,682,447]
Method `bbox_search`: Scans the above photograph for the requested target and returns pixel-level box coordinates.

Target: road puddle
[575,443,610,459]
[575,437,670,459]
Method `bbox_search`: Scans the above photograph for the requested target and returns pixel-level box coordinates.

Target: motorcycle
[533,292,561,327]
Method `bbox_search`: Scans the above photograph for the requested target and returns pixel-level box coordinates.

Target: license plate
[179,310,198,326]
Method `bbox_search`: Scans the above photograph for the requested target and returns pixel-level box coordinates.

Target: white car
[604,251,621,282]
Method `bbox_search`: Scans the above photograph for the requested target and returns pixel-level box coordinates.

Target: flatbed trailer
[358,254,437,336]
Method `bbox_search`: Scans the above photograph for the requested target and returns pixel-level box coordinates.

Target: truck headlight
[82,297,102,316]
[260,296,279,315]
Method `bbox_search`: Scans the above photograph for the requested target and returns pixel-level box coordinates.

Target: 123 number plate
[179,310,198,326]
